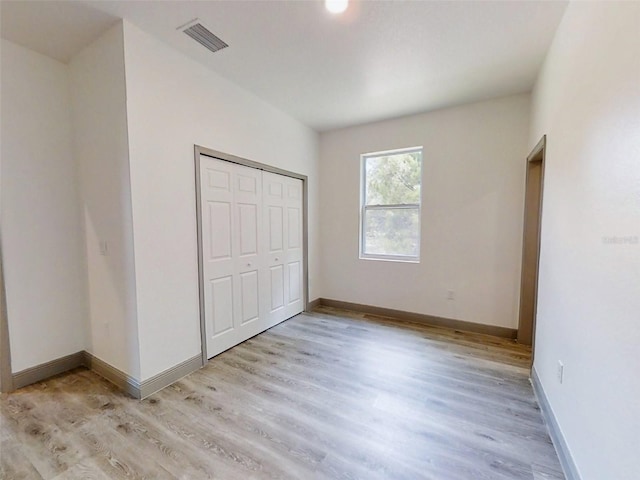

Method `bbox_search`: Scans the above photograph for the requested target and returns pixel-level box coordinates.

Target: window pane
[363,208,419,257]
[365,152,421,205]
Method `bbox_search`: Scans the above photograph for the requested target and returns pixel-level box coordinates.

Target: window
[360,147,422,262]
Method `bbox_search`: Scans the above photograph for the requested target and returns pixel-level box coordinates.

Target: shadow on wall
[82,204,139,379]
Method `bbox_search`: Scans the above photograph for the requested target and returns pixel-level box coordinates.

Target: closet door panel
[201,157,237,356]
[263,172,287,326]
[269,265,285,311]
[238,204,258,256]
[234,164,263,334]
[288,261,301,303]
[263,172,304,326]
[284,178,304,317]
[240,270,259,325]
[210,276,234,336]
[268,207,284,253]
[201,157,264,358]
[201,155,304,359]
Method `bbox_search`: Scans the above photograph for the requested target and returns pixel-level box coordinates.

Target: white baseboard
[530,366,582,480]
[317,298,518,338]
[12,350,202,400]
[139,354,202,399]
[12,351,85,389]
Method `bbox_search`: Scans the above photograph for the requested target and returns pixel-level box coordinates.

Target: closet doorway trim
[194,145,310,366]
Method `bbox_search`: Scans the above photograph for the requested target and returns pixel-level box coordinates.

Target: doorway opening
[518,135,546,358]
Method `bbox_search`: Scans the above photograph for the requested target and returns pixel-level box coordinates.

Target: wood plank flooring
[0,307,564,480]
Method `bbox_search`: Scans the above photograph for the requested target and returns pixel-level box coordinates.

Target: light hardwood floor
[0,307,564,479]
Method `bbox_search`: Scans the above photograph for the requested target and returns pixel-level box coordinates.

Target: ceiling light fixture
[325,0,348,14]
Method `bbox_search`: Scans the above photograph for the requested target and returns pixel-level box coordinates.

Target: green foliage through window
[361,149,422,260]
[365,153,421,205]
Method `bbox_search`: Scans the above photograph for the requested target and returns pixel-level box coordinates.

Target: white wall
[529,3,640,480]
[319,94,530,329]
[121,22,320,381]
[69,23,140,379]
[1,39,88,372]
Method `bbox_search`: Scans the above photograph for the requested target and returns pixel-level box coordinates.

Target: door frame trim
[194,145,310,367]
[0,244,14,393]
[518,135,547,361]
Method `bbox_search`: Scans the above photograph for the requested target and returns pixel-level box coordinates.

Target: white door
[200,156,264,358]
[199,155,305,359]
[262,172,304,327]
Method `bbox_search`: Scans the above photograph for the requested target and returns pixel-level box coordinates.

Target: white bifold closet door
[262,171,304,324]
[200,155,304,359]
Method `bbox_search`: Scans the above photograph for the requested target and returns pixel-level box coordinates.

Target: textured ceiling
[1,1,568,131]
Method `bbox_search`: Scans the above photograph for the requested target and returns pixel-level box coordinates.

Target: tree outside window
[360,147,422,261]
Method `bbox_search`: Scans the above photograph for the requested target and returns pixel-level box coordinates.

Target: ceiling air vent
[180,19,228,54]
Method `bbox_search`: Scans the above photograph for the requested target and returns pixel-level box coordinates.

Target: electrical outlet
[557,361,564,384]
[447,290,455,300]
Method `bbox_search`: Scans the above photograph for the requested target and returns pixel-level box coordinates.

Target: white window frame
[359,146,423,263]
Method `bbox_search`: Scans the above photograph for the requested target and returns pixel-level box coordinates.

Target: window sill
[359,255,420,264]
